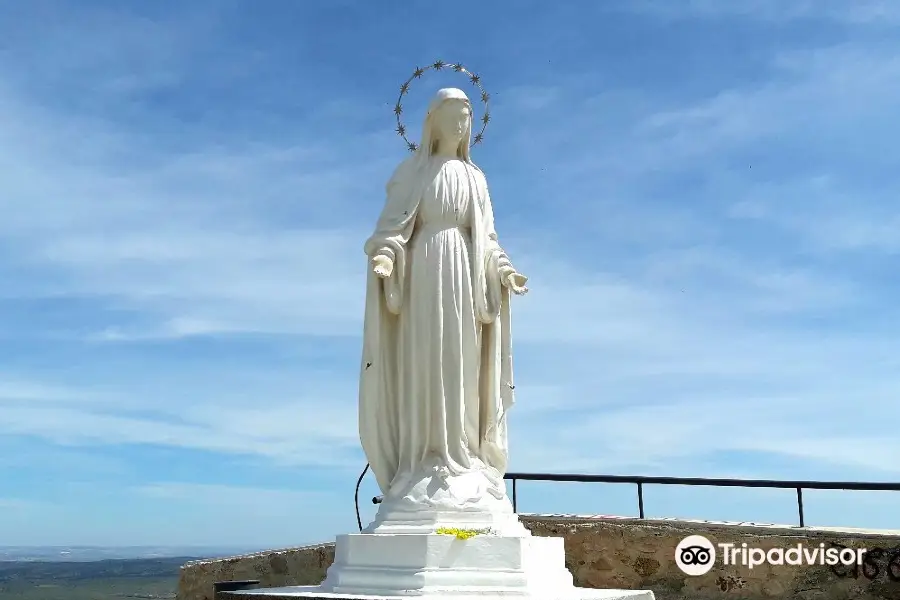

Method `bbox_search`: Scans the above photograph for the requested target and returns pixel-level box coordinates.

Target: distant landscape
[0,547,254,600]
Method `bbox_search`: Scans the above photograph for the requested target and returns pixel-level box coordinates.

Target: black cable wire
[354,463,369,532]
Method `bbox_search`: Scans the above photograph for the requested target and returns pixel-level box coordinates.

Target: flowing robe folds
[359,154,519,509]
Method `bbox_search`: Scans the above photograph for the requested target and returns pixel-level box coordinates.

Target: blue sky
[1,0,899,549]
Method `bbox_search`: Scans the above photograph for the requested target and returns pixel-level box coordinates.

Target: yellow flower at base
[435,527,486,540]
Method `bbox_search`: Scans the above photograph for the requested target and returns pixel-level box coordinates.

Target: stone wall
[178,542,335,600]
[178,515,900,600]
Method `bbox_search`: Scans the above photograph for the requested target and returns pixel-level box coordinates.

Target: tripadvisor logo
[675,535,866,576]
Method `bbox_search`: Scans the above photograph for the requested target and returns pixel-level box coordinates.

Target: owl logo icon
[675,535,716,575]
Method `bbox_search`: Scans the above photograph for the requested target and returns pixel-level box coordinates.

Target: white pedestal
[322,532,574,593]
[224,587,653,599]
[219,530,654,600]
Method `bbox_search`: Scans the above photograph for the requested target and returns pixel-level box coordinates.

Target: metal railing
[358,465,900,530]
[504,472,900,527]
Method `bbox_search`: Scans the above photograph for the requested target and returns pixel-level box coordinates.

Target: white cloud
[125,482,350,547]
[727,174,900,255]
[133,482,329,504]
[0,389,362,469]
[27,227,370,338]
[0,377,91,403]
[0,498,43,511]
[623,0,900,24]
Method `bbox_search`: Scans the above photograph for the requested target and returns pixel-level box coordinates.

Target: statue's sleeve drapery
[359,159,422,493]
[483,184,521,292]
[469,168,517,476]
[363,159,420,315]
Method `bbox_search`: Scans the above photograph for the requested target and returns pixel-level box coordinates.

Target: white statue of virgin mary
[359,88,529,528]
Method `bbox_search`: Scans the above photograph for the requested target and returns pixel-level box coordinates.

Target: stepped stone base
[218,529,653,600]
[221,588,654,599]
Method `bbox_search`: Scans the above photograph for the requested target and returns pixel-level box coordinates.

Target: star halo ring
[394,60,491,153]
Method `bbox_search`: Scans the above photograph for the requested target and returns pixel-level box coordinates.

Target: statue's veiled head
[420,88,473,161]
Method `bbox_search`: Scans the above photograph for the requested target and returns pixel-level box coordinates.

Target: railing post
[796,487,804,527]
[512,478,518,512]
[637,482,645,518]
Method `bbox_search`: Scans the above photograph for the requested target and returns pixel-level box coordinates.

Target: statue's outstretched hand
[505,272,529,296]
[372,255,394,278]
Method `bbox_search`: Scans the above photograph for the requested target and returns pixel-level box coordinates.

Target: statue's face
[432,100,471,146]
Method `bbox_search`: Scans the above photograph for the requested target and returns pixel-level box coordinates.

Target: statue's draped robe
[360,155,517,504]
